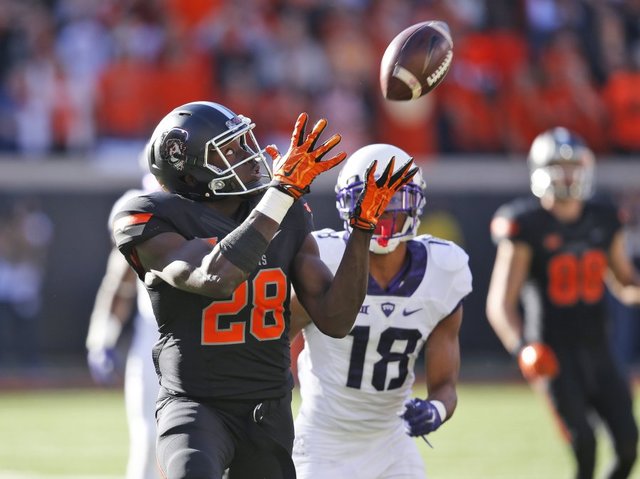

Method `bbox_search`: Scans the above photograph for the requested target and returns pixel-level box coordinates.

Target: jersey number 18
[347,326,422,391]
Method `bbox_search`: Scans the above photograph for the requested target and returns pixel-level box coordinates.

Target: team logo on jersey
[380,302,395,317]
[159,128,189,171]
[543,233,563,251]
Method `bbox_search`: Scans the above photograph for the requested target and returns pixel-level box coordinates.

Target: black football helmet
[528,127,594,200]
[147,101,272,200]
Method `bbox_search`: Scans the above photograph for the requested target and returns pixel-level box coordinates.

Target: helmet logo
[226,117,242,129]
[159,128,189,171]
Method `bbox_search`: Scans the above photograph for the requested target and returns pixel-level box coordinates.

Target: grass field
[0,382,637,479]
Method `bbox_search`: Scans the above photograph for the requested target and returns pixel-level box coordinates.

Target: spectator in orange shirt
[95,52,156,140]
[437,29,507,153]
[534,30,608,153]
[150,27,216,121]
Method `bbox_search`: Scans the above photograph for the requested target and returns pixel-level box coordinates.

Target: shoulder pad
[424,237,469,273]
[490,198,536,243]
[418,236,472,316]
[108,188,145,228]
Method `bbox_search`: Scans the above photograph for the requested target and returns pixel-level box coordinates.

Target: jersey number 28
[201,268,286,345]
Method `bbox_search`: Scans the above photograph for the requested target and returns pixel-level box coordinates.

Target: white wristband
[255,187,294,224]
[430,400,447,422]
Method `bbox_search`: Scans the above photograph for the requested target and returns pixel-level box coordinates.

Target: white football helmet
[528,127,595,200]
[335,144,426,254]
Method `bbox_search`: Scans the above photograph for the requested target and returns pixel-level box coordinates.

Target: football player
[110,102,417,479]
[86,173,161,479]
[289,144,472,479]
[486,127,640,479]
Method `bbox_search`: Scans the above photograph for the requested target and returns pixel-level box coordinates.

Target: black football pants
[549,344,638,479]
[156,388,295,479]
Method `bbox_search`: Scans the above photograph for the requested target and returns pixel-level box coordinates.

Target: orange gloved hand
[349,156,418,231]
[266,113,347,200]
[517,342,559,381]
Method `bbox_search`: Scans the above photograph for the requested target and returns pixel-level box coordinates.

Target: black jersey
[112,191,313,400]
[491,197,622,346]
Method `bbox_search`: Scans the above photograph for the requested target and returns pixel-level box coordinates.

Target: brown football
[380,21,453,101]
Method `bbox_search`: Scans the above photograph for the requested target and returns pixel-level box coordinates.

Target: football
[380,20,454,101]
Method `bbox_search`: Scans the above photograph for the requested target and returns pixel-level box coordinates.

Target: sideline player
[290,144,472,478]
[86,173,161,479]
[486,127,640,479]
[111,102,417,478]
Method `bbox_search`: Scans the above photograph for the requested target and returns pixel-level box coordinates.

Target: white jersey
[296,229,472,436]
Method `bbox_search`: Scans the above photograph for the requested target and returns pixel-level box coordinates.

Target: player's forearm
[200,213,280,297]
[426,382,458,421]
[605,233,640,305]
[87,250,137,349]
[149,189,292,298]
[147,221,270,298]
[86,289,134,350]
[606,269,640,306]
[312,229,371,338]
[425,341,460,421]
[487,306,524,355]
[608,281,640,305]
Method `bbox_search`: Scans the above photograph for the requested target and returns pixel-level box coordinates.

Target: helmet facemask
[530,160,593,200]
[203,115,273,197]
[528,127,595,201]
[335,144,426,254]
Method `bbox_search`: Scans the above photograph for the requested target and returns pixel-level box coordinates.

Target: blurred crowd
[0,0,639,161]
[0,197,53,370]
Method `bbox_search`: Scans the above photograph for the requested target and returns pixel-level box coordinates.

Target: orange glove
[350,156,418,231]
[266,113,347,200]
[517,342,559,380]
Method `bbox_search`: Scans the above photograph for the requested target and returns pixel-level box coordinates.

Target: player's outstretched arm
[134,114,346,299]
[291,157,417,338]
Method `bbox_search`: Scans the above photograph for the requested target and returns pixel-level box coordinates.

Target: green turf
[0,383,637,478]
[0,389,127,477]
